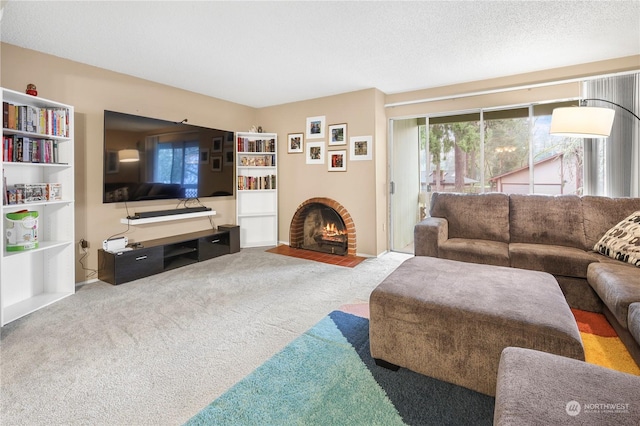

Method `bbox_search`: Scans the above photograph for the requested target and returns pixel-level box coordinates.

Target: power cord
[105,201,133,241]
[78,240,97,278]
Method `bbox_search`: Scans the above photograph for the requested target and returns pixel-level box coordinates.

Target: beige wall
[2,42,637,282]
[256,88,385,257]
[385,55,640,118]
[1,43,256,282]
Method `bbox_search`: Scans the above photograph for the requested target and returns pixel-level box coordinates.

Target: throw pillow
[594,210,640,267]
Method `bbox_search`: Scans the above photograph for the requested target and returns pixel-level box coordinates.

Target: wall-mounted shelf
[120,210,216,225]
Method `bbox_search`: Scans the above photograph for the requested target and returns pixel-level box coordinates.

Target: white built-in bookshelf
[1,87,75,326]
[235,132,277,247]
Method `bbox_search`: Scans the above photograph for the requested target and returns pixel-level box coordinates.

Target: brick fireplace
[289,197,356,256]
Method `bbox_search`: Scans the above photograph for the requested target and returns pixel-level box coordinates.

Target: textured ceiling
[1,1,639,108]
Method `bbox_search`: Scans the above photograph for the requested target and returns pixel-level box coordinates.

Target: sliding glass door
[389,101,584,253]
[389,118,421,253]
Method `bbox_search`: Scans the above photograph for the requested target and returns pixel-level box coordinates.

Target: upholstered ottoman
[495,347,640,425]
[369,256,584,396]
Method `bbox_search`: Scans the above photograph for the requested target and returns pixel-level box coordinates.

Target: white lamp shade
[118,149,140,162]
[550,106,615,138]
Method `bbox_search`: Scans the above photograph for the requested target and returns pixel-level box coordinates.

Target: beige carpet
[0,248,411,425]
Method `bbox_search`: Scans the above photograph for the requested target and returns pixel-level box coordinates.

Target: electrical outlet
[80,239,89,249]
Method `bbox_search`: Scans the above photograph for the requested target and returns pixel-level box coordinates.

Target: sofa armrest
[414,217,448,257]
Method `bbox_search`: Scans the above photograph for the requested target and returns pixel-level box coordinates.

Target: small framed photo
[212,137,223,152]
[350,135,373,161]
[306,115,325,139]
[306,141,325,165]
[105,151,119,174]
[288,133,304,153]
[222,147,234,167]
[211,156,222,172]
[328,123,347,146]
[328,149,347,172]
[200,149,210,164]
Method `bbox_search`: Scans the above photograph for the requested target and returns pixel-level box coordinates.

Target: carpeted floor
[0,248,412,426]
[186,303,639,425]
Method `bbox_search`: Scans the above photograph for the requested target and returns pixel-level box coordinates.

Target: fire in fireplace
[302,203,348,255]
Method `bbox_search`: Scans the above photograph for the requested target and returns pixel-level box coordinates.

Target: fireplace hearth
[289,197,356,256]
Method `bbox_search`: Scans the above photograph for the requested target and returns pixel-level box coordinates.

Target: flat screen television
[103,110,235,203]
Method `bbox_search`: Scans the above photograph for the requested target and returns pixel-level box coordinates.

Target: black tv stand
[98,225,240,285]
[133,206,212,219]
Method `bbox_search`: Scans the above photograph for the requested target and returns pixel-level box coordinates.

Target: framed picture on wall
[212,137,223,152]
[328,149,347,172]
[106,151,119,174]
[223,149,234,166]
[288,133,304,153]
[306,115,325,139]
[306,141,325,165]
[350,135,373,161]
[200,149,210,164]
[211,156,222,172]
[328,123,347,146]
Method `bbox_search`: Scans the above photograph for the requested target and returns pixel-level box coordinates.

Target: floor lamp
[550,98,640,138]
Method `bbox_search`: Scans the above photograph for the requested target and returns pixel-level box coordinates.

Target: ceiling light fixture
[550,98,640,139]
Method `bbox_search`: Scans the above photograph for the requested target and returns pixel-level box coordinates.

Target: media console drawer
[98,246,163,285]
[198,233,230,260]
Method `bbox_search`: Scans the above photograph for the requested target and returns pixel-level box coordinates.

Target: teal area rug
[185,310,494,425]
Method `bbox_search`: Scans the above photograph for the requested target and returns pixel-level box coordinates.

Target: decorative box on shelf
[7,183,61,204]
[13,183,47,203]
[46,183,62,200]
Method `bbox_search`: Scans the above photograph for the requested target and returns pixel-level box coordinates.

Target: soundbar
[130,206,212,219]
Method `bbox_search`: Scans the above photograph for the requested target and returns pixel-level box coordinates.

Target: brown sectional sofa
[415,192,640,365]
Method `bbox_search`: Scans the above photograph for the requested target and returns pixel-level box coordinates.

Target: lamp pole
[581,98,640,122]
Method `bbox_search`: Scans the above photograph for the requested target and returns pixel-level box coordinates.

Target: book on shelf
[239,154,275,167]
[237,174,276,191]
[2,136,59,163]
[2,169,7,205]
[2,101,70,137]
[236,137,276,153]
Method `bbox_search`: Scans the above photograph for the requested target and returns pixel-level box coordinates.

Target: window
[421,101,581,195]
[154,140,200,198]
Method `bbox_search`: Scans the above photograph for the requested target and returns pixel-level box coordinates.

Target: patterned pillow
[593,210,640,267]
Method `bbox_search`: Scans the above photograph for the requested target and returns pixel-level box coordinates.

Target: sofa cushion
[629,303,640,350]
[593,210,640,267]
[509,194,586,249]
[582,195,640,250]
[495,347,640,425]
[439,238,510,267]
[587,262,640,329]
[414,217,447,258]
[429,192,510,243]
[509,243,597,278]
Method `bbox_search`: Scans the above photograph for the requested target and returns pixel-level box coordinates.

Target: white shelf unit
[235,132,278,248]
[1,88,75,326]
